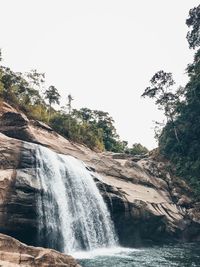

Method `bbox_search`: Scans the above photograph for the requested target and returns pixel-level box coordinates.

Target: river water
[77,243,200,267]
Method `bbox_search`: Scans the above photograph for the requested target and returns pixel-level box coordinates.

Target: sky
[0,0,199,149]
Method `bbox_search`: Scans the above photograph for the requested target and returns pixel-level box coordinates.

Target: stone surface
[0,102,200,249]
[0,233,80,267]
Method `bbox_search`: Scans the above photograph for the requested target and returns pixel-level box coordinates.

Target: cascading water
[35,144,118,253]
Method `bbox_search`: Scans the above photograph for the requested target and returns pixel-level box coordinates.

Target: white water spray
[35,145,118,253]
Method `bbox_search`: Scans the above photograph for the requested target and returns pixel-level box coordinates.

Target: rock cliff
[0,101,200,251]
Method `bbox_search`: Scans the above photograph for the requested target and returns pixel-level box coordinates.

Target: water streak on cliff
[35,145,118,253]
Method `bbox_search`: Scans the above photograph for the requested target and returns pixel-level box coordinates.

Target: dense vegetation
[142,4,200,197]
[0,50,147,154]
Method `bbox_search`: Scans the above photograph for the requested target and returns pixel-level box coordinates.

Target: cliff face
[0,102,200,249]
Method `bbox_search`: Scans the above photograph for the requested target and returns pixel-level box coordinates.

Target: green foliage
[186,4,200,49]
[141,70,180,121]
[156,5,200,198]
[44,85,60,122]
[71,108,128,152]
[126,143,148,156]
[142,70,184,153]
[49,111,104,151]
[141,4,200,198]
[158,48,200,197]
[44,85,60,106]
[0,53,136,153]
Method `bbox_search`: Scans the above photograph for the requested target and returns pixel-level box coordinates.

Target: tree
[142,70,181,145]
[44,86,60,121]
[67,94,74,115]
[157,5,200,197]
[128,143,148,156]
[186,4,200,49]
[0,49,129,153]
[71,107,127,152]
[65,94,74,132]
[25,70,46,118]
[92,110,122,152]
[73,108,94,123]
[25,70,45,90]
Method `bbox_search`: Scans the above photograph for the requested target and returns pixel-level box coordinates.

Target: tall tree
[25,70,45,117]
[44,85,60,122]
[26,69,45,90]
[67,94,74,115]
[66,94,74,131]
[142,70,181,145]
[156,4,200,196]
[186,4,200,49]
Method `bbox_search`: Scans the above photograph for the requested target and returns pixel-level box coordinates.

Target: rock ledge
[0,233,80,267]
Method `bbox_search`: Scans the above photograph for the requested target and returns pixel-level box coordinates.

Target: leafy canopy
[186,5,200,49]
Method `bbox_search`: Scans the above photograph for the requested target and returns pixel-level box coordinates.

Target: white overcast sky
[1,0,199,149]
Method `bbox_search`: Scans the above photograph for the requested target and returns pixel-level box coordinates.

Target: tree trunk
[169,113,184,153]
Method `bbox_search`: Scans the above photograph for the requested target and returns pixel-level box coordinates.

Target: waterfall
[35,144,118,253]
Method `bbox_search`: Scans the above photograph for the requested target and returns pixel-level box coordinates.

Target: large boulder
[0,233,80,267]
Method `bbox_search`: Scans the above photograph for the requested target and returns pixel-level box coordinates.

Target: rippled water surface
[77,243,200,267]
